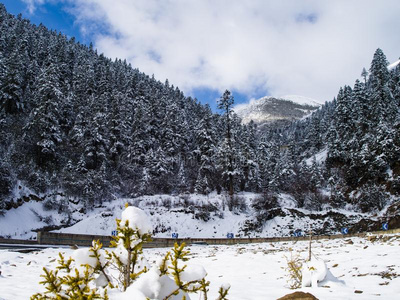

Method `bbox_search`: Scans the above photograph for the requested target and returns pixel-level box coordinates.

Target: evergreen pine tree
[217,90,235,199]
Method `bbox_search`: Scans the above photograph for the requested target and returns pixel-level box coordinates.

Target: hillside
[0,4,251,207]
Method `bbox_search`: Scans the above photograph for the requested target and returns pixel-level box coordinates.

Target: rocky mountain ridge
[234,95,322,125]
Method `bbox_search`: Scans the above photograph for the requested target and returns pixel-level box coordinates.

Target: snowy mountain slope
[234,95,322,125]
[0,201,65,239]
[0,193,389,240]
[279,95,323,107]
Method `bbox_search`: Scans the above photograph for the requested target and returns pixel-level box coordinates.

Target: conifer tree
[0,49,23,113]
[195,105,217,194]
[25,61,63,165]
[217,90,235,199]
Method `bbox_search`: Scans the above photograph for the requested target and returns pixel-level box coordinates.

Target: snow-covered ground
[0,193,368,240]
[0,233,399,299]
[0,200,67,239]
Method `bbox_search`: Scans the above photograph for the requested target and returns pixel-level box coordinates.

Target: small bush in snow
[161,197,172,209]
[31,251,107,300]
[194,210,211,222]
[284,251,303,289]
[227,195,247,212]
[42,198,58,211]
[251,193,278,211]
[284,247,328,289]
[179,194,194,208]
[32,205,230,300]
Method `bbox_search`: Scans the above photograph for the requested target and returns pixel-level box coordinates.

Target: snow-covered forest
[1,3,400,219]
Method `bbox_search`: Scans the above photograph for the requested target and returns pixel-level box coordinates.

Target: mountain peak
[234,95,322,125]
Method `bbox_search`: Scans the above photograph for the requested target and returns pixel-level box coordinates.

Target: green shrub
[32,205,230,300]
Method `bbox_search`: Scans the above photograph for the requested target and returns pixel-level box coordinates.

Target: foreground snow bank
[28,206,230,300]
[1,234,400,299]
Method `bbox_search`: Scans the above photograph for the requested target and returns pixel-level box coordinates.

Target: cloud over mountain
[22,0,400,103]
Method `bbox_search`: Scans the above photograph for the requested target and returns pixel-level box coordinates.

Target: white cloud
[22,0,46,14]
[29,0,400,103]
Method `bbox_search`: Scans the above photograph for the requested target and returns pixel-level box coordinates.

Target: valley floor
[0,234,399,299]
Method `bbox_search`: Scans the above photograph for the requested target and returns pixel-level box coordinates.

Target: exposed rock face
[277,291,319,300]
[234,95,322,125]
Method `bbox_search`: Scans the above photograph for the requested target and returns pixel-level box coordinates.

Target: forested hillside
[0,4,260,211]
[270,49,400,213]
[1,4,400,216]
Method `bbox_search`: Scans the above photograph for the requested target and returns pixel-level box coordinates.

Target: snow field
[1,234,399,299]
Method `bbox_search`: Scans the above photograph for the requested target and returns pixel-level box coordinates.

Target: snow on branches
[31,205,230,300]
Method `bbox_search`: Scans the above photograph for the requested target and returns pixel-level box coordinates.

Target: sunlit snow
[0,234,399,299]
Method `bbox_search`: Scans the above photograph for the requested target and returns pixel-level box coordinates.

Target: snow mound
[320,269,346,288]
[121,206,152,235]
[302,257,327,287]
[109,287,147,300]
[180,264,207,282]
[124,267,162,299]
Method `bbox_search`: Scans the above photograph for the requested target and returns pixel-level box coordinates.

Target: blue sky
[2,1,400,111]
[3,1,81,43]
[1,0,254,110]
